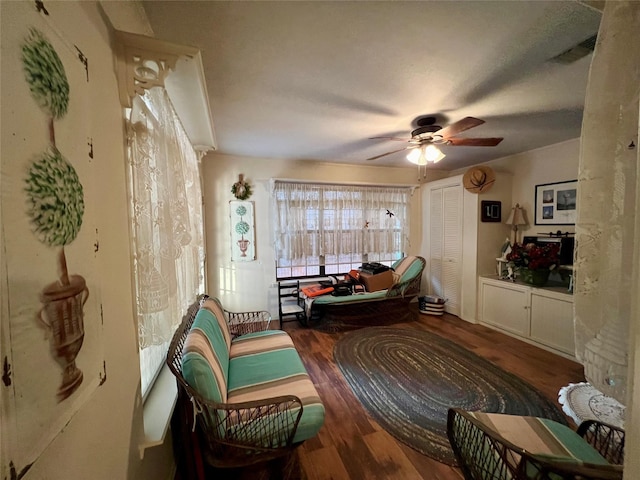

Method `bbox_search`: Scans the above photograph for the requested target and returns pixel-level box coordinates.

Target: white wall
[1,2,174,479]
[487,138,580,238]
[202,153,437,316]
[475,171,513,275]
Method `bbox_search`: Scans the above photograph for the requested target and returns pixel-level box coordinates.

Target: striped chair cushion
[181,306,231,403]
[228,330,325,444]
[392,256,424,284]
[200,297,232,349]
[468,412,610,473]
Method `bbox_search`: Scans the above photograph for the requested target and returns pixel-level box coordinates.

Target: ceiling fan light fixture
[425,144,446,163]
[407,148,424,165]
[407,145,445,165]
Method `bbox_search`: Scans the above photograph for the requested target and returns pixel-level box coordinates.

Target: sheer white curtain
[574,1,639,405]
[272,181,411,262]
[127,87,205,397]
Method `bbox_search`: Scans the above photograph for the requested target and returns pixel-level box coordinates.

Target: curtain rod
[271,178,419,190]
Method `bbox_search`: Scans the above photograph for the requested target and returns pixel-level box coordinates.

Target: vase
[39,274,89,402]
[237,238,250,257]
[520,268,550,287]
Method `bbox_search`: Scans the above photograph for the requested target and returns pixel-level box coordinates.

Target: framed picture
[230,200,256,261]
[481,200,502,222]
[534,180,577,225]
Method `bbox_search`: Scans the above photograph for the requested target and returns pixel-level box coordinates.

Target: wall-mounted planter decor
[1,2,104,475]
[230,201,256,261]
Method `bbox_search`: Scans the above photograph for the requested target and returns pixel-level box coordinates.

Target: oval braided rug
[334,326,568,465]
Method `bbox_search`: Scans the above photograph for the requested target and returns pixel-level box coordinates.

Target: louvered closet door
[441,186,462,316]
[428,184,462,317]
[429,188,444,299]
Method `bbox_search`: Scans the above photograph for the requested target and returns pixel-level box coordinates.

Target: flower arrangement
[507,242,560,271]
[506,242,560,286]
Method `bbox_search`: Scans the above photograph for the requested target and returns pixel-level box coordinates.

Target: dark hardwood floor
[284,306,584,480]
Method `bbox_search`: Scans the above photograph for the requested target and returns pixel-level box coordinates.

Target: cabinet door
[529,292,575,356]
[480,282,529,337]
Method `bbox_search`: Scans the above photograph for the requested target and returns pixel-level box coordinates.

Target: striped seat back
[392,256,424,283]
[181,304,230,403]
[201,297,232,349]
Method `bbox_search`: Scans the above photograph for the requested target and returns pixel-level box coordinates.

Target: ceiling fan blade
[435,116,485,139]
[446,137,504,147]
[369,136,411,142]
[366,145,419,161]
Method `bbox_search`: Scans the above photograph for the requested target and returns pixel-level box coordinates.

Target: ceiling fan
[367,116,503,163]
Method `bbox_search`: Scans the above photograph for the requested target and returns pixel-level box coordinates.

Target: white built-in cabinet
[478,275,575,359]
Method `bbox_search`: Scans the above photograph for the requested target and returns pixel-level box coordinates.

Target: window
[272,181,411,279]
[127,87,205,399]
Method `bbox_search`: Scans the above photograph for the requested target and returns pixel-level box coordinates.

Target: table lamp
[505,203,527,244]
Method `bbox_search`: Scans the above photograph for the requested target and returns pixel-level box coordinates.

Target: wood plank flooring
[204,307,584,480]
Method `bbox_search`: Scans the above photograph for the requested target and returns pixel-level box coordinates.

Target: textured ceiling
[142,1,601,171]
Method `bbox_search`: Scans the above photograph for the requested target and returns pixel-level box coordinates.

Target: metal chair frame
[447,408,625,480]
[167,296,304,471]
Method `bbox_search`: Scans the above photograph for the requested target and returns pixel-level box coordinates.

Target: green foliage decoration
[25,147,85,247]
[22,28,70,119]
[231,179,252,200]
[235,205,247,217]
[235,221,250,236]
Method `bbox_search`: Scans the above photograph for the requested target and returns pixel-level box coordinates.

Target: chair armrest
[225,309,272,337]
[386,274,421,298]
[189,388,304,450]
[577,419,625,465]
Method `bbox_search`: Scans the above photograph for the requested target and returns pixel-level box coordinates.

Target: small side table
[558,382,625,428]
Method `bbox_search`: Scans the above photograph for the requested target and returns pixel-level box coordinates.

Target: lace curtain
[127,87,204,396]
[272,181,411,261]
[574,1,639,404]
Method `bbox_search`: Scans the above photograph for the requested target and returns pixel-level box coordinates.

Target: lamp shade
[407,145,445,165]
[506,203,527,226]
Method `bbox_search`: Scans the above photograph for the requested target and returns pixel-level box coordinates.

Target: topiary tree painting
[235,204,251,257]
[22,28,69,143]
[25,147,84,284]
[22,28,88,401]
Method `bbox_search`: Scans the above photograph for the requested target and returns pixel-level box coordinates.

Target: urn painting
[2,5,105,474]
[22,28,88,401]
[230,200,255,261]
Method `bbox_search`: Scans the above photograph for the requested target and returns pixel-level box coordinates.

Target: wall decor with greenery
[230,200,256,261]
[1,4,104,474]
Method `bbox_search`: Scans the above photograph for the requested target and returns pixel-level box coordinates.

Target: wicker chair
[311,256,426,326]
[167,296,317,476]
[447,408,625,480]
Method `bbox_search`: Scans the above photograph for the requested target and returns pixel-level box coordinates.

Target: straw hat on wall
[463,165,495,194]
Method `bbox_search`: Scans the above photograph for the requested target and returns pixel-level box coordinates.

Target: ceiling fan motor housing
[411,125,443,143]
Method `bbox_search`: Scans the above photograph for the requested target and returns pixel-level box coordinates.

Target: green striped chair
[311,255,426,326]
[167,296,325,473]
[447,408,624,480]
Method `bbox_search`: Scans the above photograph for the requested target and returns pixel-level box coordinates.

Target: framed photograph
[481,200,502,222]
[534,180,577,225]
